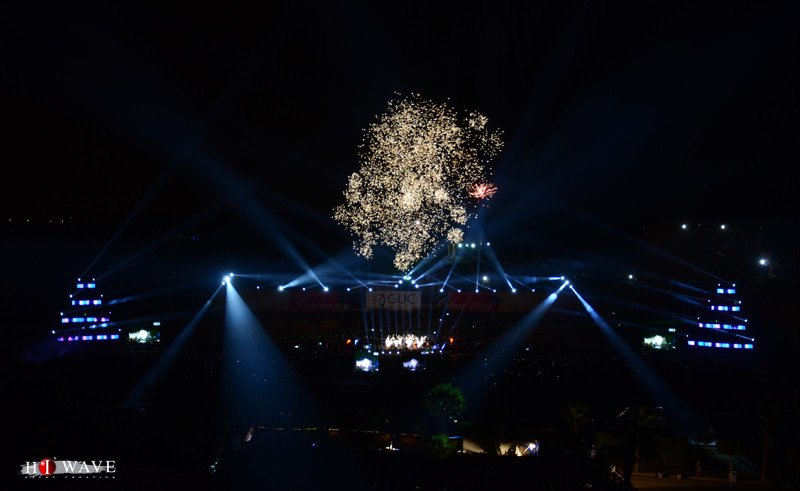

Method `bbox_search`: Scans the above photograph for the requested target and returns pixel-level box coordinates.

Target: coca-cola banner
[244,291,355,313]
[240,290,549,313]
[289,292,353,313]
[441,292,545,313]
[440,292,501,312]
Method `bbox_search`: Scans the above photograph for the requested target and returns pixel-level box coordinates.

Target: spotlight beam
[613,319,685,335]
[82,170,173,278]
[509,276,534,290]
[192,150,321,287]
[585,272,711,307]
[123,283,223,408]
[482,245,515,291]
[474,243,482,294]
[413,256,449,284]
[441,258,459,291]
[569,286,699,432]
[287,237,367,289]
[580,292,699,325]
[407,245,447,278]
[456,282,567,412]
[107,279,206,305]
[668,279,707,294]
[694,325,756,341]
[97,205,218,281]
[528,205,730,284]
[222,281,312,428]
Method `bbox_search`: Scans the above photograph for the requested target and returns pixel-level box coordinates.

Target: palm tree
[615,405,663,479]
[717,436,746,481]
[634,406,663,473]
[759,401,780,483]
[654,436,688,477]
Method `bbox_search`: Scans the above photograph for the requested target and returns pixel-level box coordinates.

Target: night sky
[2,2,799,279]
[4,5,800,484]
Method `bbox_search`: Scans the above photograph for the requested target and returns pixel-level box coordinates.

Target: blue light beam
[569,285,699,433]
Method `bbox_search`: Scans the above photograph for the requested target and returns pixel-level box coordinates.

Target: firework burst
[334,94,503,271]
[468,182,498,200]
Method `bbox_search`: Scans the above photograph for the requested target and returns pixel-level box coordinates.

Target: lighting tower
[54,278,119,343]
[688,282,754,351]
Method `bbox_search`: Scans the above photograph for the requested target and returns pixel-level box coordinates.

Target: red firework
[469,182,497,200]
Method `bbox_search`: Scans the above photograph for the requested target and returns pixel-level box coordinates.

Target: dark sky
[2,1,799,261]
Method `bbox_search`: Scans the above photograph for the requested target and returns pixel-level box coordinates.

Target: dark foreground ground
[11,338,797,490]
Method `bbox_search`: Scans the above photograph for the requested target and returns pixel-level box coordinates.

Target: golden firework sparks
[334,94,503,271]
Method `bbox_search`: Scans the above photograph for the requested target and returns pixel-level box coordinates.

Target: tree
[633,406,664,473]
[615,406,664,483]
[759,400,781,483]
[654,436,688,477]
[717,437,746,480]
[596,432,624,481]
[426,383,467,432]
[562,402,592,454]
[430,433,457,458]
[563,402,592,437]
[687,443,708,477]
